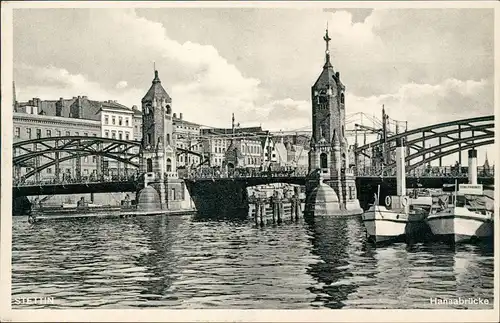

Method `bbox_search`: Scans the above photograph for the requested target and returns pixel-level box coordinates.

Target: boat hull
[362,205,408,244]
[427,208,494,243]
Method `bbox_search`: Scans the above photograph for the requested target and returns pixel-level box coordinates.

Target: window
[46,130,51,137]
[84,132,88,137]
[92,156,96,163]
[320,153,328,169]
[126,118,129,126]
[15,127,20,138]
[166,158,172,172]
[84,156,89,163]
[112,131,116,139]
[119,117,123,126]
[66,131,70,136]
[75,132,79,136]
[93,133,97,137]
[125,132,129,140]
[118,132,123,140]
[105,131,109,138]
[47,168,52,174]
[112,116,116,125]
[84,169,89,175]
[35,129,41,139]
[105,115,109,125]
[56,130,61,137]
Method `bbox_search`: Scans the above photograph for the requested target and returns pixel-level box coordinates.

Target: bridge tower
[139,70,183,210]
[306,27,362,216]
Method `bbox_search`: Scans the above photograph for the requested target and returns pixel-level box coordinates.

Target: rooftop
[142,70,172,103]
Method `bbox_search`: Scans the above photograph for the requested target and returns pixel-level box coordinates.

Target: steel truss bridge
[354,115,494,175]
[12,115,495,196]
[13,136,210,182]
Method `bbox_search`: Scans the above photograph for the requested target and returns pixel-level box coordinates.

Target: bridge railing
[182,166,309,180]
[356,166,495,178]
[13,174,140,187]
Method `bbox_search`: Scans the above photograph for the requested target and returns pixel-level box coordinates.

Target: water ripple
[11,215,494,309]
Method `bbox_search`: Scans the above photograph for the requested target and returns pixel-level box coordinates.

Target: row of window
[104,115,131,127]
[212,147,226,153]
[179,155,200,163]
[177,143,203,150]
[241,145,261,154]
[246,157,261,165]
[14,127,97,139]
[175,124,199,131]
[104,130,130,140]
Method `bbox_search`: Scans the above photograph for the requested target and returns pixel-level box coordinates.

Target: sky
[12,7,495,165]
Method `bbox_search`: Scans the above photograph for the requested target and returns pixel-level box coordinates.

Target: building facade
[13,112,101,183]
[173,113,203,168]
[100,100,136,177]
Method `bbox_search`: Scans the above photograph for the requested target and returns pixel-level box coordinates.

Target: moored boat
[426,183,494,243]
[362,195,409,244]
[362,137,417,244]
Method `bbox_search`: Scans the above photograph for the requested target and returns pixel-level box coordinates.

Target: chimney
[468,149,478,185]
[56,97,64,117]
[179,113,183,120]
[77,96,83,118]
[395,138,406,196]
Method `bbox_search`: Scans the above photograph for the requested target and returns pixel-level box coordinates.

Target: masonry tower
[139,70,184,210]
[306,27,362,216]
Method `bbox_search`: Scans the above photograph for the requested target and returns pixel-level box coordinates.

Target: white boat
[362,199,409,244]
[362,137,417,244]
[427,184,494,243]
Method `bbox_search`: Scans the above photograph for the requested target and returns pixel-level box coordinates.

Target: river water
[11,215,494,309]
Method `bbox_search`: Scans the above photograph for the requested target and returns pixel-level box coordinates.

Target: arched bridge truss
[354,115,494,175]
[13,136,207,181]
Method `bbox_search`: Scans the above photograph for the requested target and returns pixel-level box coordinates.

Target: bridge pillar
[438,137,442,167]
[55,151,60,182]
[422,132,426,164]
[34,143,40,183]
[458,124,462,169]
[96,152,102,181]
[76,152,82,181]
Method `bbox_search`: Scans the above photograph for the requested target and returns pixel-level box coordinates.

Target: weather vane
[323,22,331,54]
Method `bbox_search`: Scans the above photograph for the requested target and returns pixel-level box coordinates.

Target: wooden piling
[271,198,277,224]
[254,202,260,225]
[293,196,300,221]
[260,203,266,225]
[277,199,283,224]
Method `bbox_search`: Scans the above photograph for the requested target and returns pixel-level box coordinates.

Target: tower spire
[323,23,332,68]
[232,113,235,134]
[153,69,160,84]
[13,81,17,112]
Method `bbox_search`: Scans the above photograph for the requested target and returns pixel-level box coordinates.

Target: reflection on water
[12,215,494,309]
